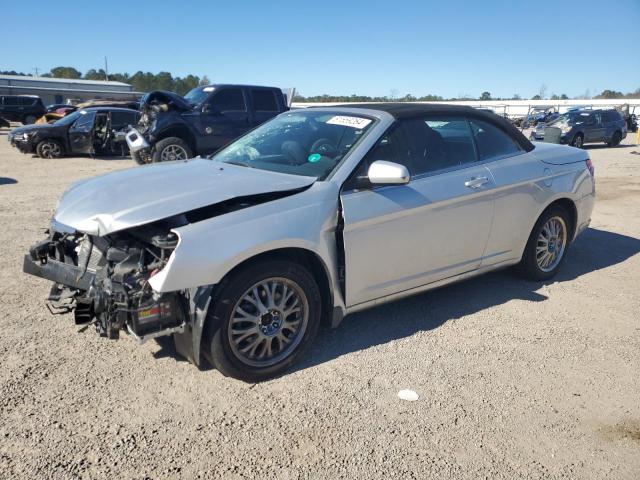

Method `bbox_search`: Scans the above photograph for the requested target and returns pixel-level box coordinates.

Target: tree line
[1,68,638,101]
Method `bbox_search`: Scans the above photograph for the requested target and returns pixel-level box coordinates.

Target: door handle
[464,176,489,189]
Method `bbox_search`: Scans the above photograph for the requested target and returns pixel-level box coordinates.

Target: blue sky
[4,0,639,98]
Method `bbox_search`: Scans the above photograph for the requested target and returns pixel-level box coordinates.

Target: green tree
[199,75,211,86]
[531,94,542,100]
[596,89,624,99]
[560,94,569,100]
[480,91,491,101]
[49,66,82,79]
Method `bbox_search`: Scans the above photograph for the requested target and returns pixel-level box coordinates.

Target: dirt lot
[0,127,639,480]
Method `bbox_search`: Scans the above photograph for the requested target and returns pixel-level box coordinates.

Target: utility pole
[33,67,39,77]
[104,56,109,82]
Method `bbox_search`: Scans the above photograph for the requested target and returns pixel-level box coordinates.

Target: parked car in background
[521,106,559,128]
[125,84,289,164]
[23,104,595,381]
[45,103,73,113]
[9,107,139,158]
[0,95,46,124]
[530,109,627,147]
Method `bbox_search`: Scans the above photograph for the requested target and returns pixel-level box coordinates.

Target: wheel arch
[540,197,578,241]
[211,247,334,328]
[155,125,197,153]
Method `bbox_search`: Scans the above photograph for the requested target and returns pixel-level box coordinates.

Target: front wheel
[36,139,64,158]
[518,205,571,281]
[151,137,193,163]
[204,260,322,382]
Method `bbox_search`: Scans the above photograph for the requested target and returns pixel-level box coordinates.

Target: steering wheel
[281,140,307,165]
[310,138,337,157]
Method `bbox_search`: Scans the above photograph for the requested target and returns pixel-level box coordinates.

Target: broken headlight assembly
[24,221,186,343]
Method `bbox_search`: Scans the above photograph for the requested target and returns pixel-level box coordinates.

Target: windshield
[184,87,210,106]
[53,110,83,126]
[212,110,375,180]
[550,112,588,126]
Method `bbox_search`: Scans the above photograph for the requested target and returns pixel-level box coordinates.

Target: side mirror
[367,160,410,186]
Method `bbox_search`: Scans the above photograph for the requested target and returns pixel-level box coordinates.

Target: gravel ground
[0,128,639,479]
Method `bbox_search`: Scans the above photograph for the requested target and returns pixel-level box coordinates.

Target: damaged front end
[24,220,185,342]
[126,91,193,162]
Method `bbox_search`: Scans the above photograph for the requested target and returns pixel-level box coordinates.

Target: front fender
[148,182,341,297]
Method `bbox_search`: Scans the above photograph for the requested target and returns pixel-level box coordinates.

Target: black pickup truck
[126,85,290,164]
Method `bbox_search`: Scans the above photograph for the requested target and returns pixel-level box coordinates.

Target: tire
[517,205,572,281]
[36,139,64,159]
[23,115,37,125]
[570,133,584,148]
[607,131,622,147]
[204,260,322,382]
[131,150,151,165]
[151,137,193,163]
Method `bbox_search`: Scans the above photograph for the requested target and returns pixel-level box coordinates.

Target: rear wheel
[204,260,321,382]
[36,139,64,158]
[571,133,584,148]
[151,137,193,163]
[607,131,622,147]
[518,205,571,281]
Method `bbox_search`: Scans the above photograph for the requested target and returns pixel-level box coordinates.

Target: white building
[0,74,139,105]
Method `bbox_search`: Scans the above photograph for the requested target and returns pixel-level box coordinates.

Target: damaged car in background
[9,107,139,158]
[125,84,291,165]
[23,105,595,381]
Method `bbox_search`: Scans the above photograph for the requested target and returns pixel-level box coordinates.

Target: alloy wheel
[228,277,309,368]
[536,216,567,272]
[40,142,62,158]
[160,144,188,161]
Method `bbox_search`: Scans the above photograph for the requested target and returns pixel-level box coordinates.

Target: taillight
[585,158,594,176]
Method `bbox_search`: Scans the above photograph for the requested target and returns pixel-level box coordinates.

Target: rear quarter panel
[483,143,592,266]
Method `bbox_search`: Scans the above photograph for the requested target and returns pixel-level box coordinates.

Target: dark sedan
[8,107,139,158]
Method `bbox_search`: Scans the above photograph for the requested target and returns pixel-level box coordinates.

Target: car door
[470,118,545,267]
[249,88,281,127]
[198,87,250,153]
[67,110,97,154]
[585,112,605,143]
[340,116,495,307]
[1,96,21,121]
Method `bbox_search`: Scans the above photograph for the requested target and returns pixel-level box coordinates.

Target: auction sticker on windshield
[326,116,372,129]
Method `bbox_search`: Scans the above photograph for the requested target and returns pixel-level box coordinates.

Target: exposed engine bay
[25,220,185,341]
[22,181,312,349]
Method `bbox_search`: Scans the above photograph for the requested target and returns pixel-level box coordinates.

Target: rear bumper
[23,254,94,290]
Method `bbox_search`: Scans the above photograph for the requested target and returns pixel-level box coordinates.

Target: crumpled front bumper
[23,238,95,290]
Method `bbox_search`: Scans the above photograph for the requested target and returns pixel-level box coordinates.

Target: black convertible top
[336,103,534,152]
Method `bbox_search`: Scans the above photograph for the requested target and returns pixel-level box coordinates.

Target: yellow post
[637,126,640,145]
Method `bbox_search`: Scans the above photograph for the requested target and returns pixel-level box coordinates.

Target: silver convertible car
[23,104,595,381]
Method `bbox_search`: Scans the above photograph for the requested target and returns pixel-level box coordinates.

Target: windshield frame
[183,86,212,106]
[209,109,379,181]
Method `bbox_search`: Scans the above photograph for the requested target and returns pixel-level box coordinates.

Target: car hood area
[10,123,61,136]
[54,159,316,235]
[140,90,194,111]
